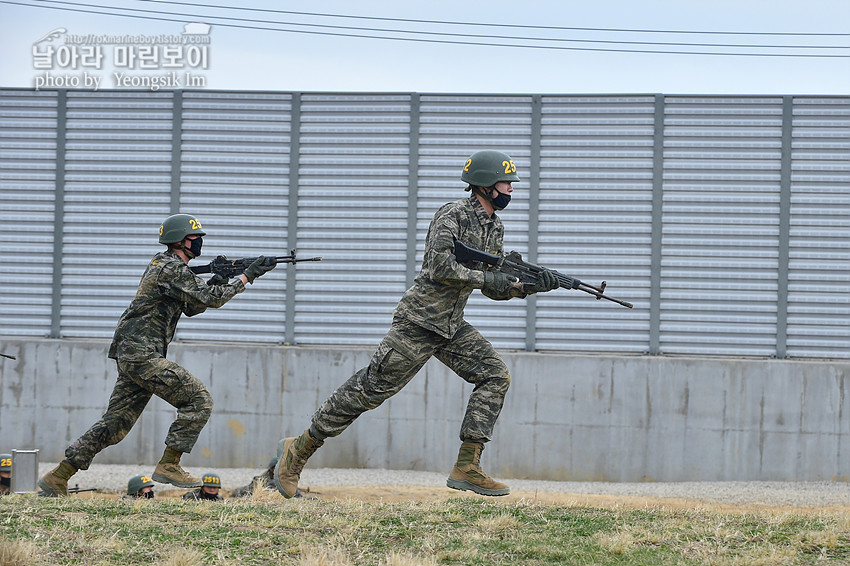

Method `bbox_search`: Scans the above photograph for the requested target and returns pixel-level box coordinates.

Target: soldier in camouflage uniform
[182,471,226,501]
[275,150,560,498]
[229,456,277,498]
[230,456,310,498]
[0,453,11,495]
[38,214,275,497]
[123,474,155,499]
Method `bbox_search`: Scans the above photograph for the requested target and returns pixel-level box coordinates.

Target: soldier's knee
[194,389,214,422]
[497,370,511,393]
[493,359,511,388]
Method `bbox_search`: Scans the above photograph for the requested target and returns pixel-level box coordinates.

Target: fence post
[169,90,183,214]
[649,94,665,355]
[525,95,542,352]
[49,90,67,339]
[776,96,793,359]
[406,93,421,286]
[285,93,302,345]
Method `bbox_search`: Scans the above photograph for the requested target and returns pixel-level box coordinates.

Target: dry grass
[1,486,848,566]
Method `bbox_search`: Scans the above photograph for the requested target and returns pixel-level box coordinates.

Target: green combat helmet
[127,474,155,496]
[461,150,520,188]
[159,213,206,244]
[202,472,222,488]
[0,454,11,472]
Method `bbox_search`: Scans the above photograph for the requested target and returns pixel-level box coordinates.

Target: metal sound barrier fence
[0,89,847,359]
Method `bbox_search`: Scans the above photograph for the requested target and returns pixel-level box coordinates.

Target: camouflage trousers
[312,317,510,444]
[65,357,213,470]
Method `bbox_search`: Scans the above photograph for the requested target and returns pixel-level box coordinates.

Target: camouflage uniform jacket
[182,488,225,501]
[393,194,520,340]
[108,250,245,361]
[230,469,274,498]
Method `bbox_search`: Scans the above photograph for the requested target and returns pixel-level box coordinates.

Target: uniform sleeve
[481,281,527,301]
[162,263,246,316]
[425,206,486,288]
[478,225,526,301]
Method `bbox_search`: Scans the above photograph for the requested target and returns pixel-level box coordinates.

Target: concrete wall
[1,338,847,482]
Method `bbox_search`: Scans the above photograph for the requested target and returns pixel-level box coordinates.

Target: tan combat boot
[447,442,510,496]
[38,460,78,497]
[151,446,203,488]
[274,429,323,498]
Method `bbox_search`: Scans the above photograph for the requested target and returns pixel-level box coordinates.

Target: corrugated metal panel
[786,97,850,359]
[418,95,532,350]
[177,91,293,344]
[295,94,412,345]
[537,95,655,353]
[2,88,849,360]
[60,91,174,338]
[0,90,57,336]
[661,97,784,356]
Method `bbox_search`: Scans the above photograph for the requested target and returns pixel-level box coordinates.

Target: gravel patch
[34,462,850,508]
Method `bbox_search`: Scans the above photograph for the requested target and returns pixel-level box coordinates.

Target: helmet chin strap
[174,239,197,259]
[473,185,496,206]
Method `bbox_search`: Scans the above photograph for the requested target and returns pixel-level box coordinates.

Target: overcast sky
[1,0,848,94]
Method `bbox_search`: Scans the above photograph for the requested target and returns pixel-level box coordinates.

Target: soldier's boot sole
[151,463,203,488]
[38,474,68,497]
[446,477,510,497]
[447,466,510,497]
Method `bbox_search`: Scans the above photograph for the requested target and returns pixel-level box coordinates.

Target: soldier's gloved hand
[482,270,517,295]
[525,269,560,294]
[243,256,275,283]
[207,273,228,286]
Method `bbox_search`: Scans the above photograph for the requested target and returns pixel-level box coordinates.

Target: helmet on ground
[202,472,222,488]
[159,213,205,244]
[0,454,11,472]
[461,150,520,188]
[127,474,154,496]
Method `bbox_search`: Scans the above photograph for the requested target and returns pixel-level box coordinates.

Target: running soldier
[275,150,559,498]
[39,214,275,496]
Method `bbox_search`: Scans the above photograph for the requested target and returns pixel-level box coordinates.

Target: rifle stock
[453,239,633,309]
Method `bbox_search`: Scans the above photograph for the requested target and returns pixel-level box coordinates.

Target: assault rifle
[39,484,98,497]
[68,484,99,495]
[453,239,633,309]
[189,249,322,279]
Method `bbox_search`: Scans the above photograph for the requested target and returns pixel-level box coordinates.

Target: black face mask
[144,490,154,499]
[199,489,218,500]
[186,236,203,258]
[0,476,9,488]
[491,190,511,210]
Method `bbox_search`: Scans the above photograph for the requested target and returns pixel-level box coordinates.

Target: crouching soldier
[123,475,155,499]
[230,457,277,498]
[0,454,11,495]
[183,472,226,501]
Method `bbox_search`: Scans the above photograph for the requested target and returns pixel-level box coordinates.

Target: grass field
[2,486,849,565]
